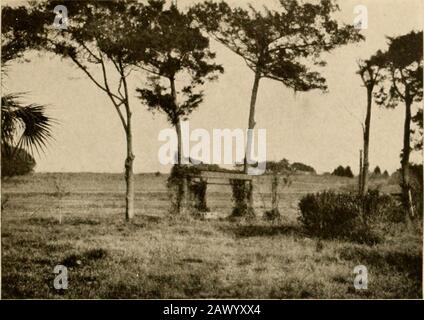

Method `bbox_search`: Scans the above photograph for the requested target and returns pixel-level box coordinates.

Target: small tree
[332,165,344,177]
[191,0,363,173]
[136,4,223,165]
[31,0,157,221]
[376,31,423,218]
[373,166,381,176]
[357,51,386,195]
[344,166,354,178]
[382,170,390,178]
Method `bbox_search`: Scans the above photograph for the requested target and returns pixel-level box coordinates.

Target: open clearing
[1,173,422,298]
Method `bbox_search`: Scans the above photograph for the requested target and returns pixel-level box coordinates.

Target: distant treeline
[235,159,316,175]
[331,165,390,178]
[332,166,354,178]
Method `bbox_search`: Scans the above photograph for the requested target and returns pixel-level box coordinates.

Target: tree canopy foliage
[375,31,423,110]
[1,5,54,162]
[1,5,47,65]
[136,3,223,126]
[190,0,363,92]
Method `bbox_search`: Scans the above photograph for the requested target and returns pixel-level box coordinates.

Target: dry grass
[1,173,422,299]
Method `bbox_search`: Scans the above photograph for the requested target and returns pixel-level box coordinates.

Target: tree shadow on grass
[218,223,304,238]
[61,248,108,268]
[115,214,162,231]
[67,218,101,226]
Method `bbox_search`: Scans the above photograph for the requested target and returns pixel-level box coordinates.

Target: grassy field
[1,173,422,299]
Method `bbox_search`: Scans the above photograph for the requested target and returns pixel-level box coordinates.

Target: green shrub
[298,190,401,244]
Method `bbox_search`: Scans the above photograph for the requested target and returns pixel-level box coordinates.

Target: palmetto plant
[1,92,53,157]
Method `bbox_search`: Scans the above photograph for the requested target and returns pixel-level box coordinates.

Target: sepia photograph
[0,0,423,301]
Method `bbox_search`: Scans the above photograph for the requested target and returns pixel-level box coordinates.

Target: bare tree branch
[97,51,128,130]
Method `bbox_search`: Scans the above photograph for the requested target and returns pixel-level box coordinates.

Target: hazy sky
[3,0,423,174]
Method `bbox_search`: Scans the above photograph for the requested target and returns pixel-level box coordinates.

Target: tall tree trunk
[361,86,373,196]
[175,119,182,165]
[170,77,182,165]
[402,95,414,218]
[124,102,135,221]
[358,149,363,194]
[170,77,187,214]
[244,70,261,173]
[120,66,135,222]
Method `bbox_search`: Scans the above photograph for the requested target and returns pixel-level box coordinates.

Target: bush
[388,164,423,219]
[1,146,35,177]
[298,190,401,244]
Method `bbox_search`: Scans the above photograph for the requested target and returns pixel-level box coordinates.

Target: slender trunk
[176,120,182,165]
[358,149,363,194]
[402,95,414,218]
[124,108,135,221]
[361,87,373,196]
[120,67,135,222]
[170,77,187,214]
[170,77,182,165]
[124,103,135,221]
[244,70,261,173]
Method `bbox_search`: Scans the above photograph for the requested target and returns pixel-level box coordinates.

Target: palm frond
[1,92,54,156]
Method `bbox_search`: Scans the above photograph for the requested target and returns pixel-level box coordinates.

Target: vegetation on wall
[230,179,254,218]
